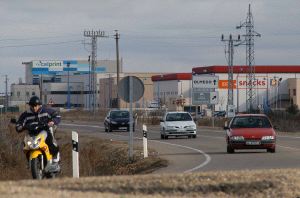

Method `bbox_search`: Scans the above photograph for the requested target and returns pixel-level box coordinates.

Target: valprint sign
[32,61,63,68]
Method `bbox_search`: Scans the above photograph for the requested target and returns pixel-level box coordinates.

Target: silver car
[160,112,197,139]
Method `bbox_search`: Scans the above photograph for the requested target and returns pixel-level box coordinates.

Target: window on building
[293,89,296,96]
[26,92,30,97]
[32,92,36,96]
[17,91,20,97]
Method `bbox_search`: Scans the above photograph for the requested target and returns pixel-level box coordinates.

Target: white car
[160,112,197,139]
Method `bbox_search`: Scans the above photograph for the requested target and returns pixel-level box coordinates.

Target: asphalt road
[60,121,300,173]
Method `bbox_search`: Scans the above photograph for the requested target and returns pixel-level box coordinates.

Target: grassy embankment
[0,112,167,181]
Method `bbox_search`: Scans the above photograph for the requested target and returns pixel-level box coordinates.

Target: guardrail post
[72,131,79,178]
[143,124,148,158]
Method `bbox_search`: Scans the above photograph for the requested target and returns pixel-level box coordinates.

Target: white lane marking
[149,139,211,173]
[61,123,211,172]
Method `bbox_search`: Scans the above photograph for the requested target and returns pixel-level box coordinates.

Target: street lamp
[67,62,71,109]
[263,77,269,107]
[272,76,282,110]
[142,77,147,109]
[277,77,282,110]
[236,67,243,113]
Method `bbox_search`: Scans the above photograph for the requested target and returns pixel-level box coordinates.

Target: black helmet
[29,96,42,107]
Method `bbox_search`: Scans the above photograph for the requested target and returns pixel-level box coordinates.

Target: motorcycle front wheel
[31,156,43,179]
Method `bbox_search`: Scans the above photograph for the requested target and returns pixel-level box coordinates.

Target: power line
[0,34,81,42]
[221,34,241,116]
[84,30,108,115]
[236,4,261,113]
[0,40,83,49]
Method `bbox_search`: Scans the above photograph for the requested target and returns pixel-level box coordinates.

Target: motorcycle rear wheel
[31,156,43,179]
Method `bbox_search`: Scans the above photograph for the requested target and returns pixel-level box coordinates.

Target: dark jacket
[16,105,61,133]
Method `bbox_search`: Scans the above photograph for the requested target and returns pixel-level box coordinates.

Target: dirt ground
[0,169,299,198]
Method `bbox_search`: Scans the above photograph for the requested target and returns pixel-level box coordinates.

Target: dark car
[224,114,276,153]
[104,110,135,132]
[213,111,226,117]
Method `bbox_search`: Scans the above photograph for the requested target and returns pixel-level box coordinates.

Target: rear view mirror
[273,126,279,130]
[10,118,17,124]
[160,119,164,123]
[223,126,229,130]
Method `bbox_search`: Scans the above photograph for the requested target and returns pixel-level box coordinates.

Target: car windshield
[230,116,272,128]
[166,113,192,121]
[110,111,129,119]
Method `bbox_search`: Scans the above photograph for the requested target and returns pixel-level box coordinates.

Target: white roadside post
[143,124,148,158]
[72,131,79,178]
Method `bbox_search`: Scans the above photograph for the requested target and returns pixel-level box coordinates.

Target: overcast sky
[0,0,300,92]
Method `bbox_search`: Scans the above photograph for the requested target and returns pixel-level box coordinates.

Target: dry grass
[58,131,167,177]
[0,169,299,197]
[0,113,167,181]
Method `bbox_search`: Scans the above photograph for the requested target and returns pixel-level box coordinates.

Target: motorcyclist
[16,96,61,173]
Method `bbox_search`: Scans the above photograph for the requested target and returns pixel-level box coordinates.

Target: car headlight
[111,121,117,124]
[28,137,42,149]
[230,136,244,141]
[261,136,275,140]
[185,125,196,129]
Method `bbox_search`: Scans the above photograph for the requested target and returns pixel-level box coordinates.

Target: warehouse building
[13,59,122,108]
[152,65,300,113]
[151,73,192,111]
[12,59,158,110]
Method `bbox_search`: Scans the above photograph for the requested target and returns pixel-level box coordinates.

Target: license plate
[246,141,260,145]
[119,127,127,130]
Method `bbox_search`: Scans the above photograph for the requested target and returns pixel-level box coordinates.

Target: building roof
[151,73,192,82]
[192,65,300,74]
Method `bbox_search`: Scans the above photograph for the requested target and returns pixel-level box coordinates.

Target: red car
[224,114,276,153]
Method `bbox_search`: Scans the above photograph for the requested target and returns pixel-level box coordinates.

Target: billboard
[31,60,106,75]
[218,78,267,89]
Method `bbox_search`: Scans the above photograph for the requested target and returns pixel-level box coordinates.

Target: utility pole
[4,75,8,112]
[114,30,120,109]
[84,30,108,114]
[88,55,91,111]
[236,4,261,113]
[221,34,240,115]
[67,62,71,109]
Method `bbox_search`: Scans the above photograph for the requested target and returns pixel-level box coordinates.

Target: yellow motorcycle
[12,119,60,179]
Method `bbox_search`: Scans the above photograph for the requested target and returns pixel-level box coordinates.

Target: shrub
[286,104,299,115]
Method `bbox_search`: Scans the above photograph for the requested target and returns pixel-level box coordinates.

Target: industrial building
[99,73,161,109]
[152,65,300,113]
[12,59,121,109]
[151,73,192,111]
[11,59,158,110]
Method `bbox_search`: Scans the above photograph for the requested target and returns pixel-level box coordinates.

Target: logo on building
[33,61,63,68]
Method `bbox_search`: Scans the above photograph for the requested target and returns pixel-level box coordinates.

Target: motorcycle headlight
[28,137,42,149]
[261,136,275,140]
[230,136,244,141]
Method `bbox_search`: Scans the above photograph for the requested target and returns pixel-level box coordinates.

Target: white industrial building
[13,59,122,108]
[151,73,193,111]
[152,65,300,113]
